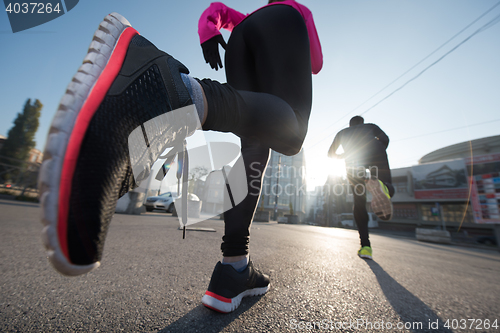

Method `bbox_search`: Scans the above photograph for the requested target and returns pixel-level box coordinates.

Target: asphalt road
[1,198,499,332]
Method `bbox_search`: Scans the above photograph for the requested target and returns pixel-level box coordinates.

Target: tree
[0,99,42,181]
[188,165,209,194]
[1,99,42,161]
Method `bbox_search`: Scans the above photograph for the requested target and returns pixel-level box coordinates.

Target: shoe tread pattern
[38,13,132,276]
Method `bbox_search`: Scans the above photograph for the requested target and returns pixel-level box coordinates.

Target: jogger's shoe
[366,177,393,221]
[358,246,372,260]
[202,261,270,313]
[38,13,197,276]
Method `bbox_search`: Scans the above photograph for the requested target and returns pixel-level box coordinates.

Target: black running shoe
[38,13,197,276]
[202,261,270,313]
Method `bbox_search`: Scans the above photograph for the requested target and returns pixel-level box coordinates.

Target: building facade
[332,135,500,230]
[202,168,228,215]
[258,149,307,221]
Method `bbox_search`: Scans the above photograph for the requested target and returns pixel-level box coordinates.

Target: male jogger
[328,116,394,259]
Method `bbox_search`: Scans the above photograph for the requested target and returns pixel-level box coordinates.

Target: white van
[339,213,379,228]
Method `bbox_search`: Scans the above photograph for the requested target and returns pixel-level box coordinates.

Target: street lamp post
[274,155,281,221]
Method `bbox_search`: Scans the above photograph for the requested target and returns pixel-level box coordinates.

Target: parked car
[144,192,178,213]
[339,213,379,228]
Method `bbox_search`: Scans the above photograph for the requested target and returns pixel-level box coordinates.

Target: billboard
[465,153,500,224]
[412,159,469,200]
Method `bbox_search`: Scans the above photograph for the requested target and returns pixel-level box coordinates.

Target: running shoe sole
[38,12,194,276]
[358,253,372,260]
[201,285,270,313]
[202,261,270,313]
[366,178,393,221]
[39,13,135,276]
[358,246,373,259]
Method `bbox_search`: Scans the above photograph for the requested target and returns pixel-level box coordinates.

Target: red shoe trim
[203,304,229,314]
[205,291,232,304]
[57,27,139,261]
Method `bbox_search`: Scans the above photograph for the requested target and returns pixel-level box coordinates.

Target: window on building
[210,175,221,185]
[393,203,418,219]
[467,161,500,176]
[421,204,441,222]
[442,204,473,223]
[421,203,474,223]
[394,182,407,194]
[207,189,222,202]
[278,196,288,206]
[392,176,408,194]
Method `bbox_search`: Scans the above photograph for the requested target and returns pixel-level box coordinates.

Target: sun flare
[326,157,347,178]
[306,156,347,190]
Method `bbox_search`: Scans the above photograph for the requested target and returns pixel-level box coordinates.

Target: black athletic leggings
[199,5,312,256]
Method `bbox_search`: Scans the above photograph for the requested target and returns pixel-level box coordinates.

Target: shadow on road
[413,241,500,262]
[364,260,453,333]
[159,295,264,333]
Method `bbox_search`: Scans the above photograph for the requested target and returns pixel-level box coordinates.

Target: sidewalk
[368,224,499,251]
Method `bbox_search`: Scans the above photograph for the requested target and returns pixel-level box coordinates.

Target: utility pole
[274,155,281,220]
[326,183,330,227]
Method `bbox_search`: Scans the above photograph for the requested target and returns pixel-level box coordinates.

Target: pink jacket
[198,1,323,74]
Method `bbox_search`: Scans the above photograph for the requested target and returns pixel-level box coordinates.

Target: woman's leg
[221,140,270,256]
[217,5,312,257]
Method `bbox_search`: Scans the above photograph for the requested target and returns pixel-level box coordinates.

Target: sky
[1,0,499,191]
